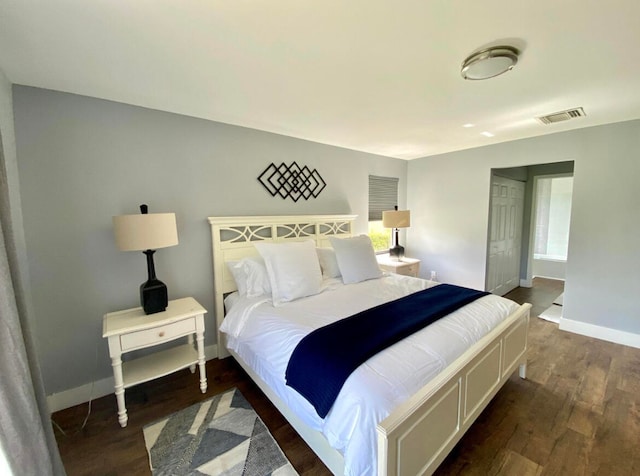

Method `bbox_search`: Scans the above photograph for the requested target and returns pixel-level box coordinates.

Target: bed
[208,214,531,476]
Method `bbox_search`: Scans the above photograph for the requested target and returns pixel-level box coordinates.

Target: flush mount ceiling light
[461,46,519,80]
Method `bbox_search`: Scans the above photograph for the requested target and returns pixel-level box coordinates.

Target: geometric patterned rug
[143,388,298,476]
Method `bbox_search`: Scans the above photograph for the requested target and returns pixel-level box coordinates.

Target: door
[486,176,525,295]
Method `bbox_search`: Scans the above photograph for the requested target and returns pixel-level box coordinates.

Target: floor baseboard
[559,318,640,350]
[47,344,218,413]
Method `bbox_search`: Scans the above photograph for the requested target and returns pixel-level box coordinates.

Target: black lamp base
[140,279,168,314]
[389,244,405,261]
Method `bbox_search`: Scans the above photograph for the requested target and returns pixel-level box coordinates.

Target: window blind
[368,175,399,221]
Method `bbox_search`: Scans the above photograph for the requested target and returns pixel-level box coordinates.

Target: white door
[486,176,525,295]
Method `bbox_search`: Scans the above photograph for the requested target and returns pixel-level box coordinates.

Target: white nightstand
[102,297,207,427]
[377,254,421,278]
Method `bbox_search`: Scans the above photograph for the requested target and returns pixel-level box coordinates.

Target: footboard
[376,302,531,476]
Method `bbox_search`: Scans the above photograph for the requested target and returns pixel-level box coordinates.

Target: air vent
[537,107,586,125]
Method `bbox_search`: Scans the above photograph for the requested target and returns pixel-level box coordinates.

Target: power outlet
[430,270,437,282]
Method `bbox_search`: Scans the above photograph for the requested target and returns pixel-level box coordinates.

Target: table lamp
[382,207,411,261]
[113,204,178,314]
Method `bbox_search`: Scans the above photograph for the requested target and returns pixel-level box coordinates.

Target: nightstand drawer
[395,262,420,277]
[377,256,421,278]
[120,318,196,351]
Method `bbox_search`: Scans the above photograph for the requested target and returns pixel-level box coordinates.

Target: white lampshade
[113,213,178,251]
[382,210,411,229]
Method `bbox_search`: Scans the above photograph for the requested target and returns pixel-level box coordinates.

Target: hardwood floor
[54,278,640,475]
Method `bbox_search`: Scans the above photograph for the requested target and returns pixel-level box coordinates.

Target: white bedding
[220,274,519,476]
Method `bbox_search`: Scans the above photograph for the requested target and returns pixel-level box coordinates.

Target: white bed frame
[208,214,531,476]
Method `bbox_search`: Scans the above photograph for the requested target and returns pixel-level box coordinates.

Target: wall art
[258,161,326,202]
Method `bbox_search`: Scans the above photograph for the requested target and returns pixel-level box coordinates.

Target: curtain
[0,108,66,474]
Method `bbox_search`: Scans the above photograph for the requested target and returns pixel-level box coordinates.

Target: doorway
[486,161,575,296]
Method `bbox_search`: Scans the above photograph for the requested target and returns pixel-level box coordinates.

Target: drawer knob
[158,331,165,337]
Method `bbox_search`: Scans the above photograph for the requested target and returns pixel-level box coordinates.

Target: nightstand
[377,254,421,278]
[103,297,207,427]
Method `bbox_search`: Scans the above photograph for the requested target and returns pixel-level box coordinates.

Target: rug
[143,388,298,476]
[553,293,564,305]
[539,304,562,323]
[539,293,563,323]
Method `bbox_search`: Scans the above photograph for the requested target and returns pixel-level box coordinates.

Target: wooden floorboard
[54,278,640,475]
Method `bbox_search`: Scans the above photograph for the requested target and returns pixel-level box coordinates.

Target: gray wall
[492,166,528,182]
[12,86,408,395]
[407,120,640,334]
[0,71,36,337]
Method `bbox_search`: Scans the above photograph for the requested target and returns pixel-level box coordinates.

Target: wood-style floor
[54,278,640,475]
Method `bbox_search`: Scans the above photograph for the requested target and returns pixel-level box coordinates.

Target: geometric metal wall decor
[257,161,327,202]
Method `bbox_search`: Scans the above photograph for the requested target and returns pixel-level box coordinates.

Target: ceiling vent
[537,107,586,125]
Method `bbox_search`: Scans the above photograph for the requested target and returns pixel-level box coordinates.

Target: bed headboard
[208,214,357,358]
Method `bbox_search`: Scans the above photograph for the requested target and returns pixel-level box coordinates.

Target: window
[368,175,399,252]
[533,176,573,261]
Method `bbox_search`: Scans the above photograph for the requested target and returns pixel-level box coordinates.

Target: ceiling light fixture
[461,46,519,80]
[481,131,494,137]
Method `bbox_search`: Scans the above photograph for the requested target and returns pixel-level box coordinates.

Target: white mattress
[220,274,519,476]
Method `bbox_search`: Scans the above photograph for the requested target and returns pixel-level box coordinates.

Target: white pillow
[227,257,272,297]
[329,235,382,284]
[227,261,247,295]
[223,291,241,312]
[316,247,341,278]
[254,240,323,306]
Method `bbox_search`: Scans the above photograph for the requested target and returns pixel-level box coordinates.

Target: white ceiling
[1,1,639,160]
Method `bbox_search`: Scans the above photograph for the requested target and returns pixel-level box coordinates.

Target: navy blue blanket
[285,283,489,418]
